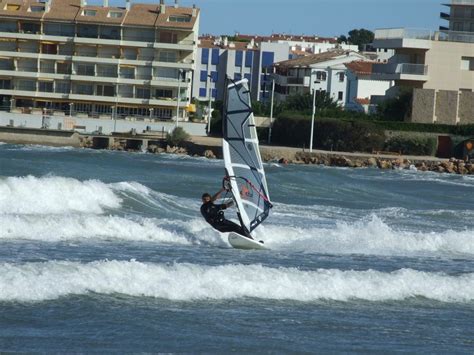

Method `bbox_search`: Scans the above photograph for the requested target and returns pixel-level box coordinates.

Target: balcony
[374,28,434,49]
[373,63,428,81]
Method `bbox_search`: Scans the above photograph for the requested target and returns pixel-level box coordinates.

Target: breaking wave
[261,215,474,258]
[0,260,472,303]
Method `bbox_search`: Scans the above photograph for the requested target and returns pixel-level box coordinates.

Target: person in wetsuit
[200,187,252,239]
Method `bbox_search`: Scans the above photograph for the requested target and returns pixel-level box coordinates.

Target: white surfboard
[228,232,267,250]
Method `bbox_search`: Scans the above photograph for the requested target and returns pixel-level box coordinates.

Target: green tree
[345,28,375,50]
[377,89,413,122]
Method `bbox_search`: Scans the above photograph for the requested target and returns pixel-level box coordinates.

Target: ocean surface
[0,143,473,353]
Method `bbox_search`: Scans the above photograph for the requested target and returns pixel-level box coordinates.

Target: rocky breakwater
[294,152,474,175]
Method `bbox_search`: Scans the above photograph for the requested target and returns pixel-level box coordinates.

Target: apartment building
[192,37,289,104]
[372,27,474,125]
[272,50,368,105]
[345,61,393,113]
[0,0,199,127]
[440,0,474,32]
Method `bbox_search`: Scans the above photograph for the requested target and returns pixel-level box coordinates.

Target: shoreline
[0,128,472,175]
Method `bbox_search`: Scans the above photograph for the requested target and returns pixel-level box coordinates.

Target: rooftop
[0,0,199,28]
[375,28,474,44]
[273,49,357,68]
[345,61,376,75]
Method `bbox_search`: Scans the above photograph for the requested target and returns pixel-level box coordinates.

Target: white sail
[222,78,272,233]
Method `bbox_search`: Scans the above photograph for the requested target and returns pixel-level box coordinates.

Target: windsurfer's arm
[211,187,226,202]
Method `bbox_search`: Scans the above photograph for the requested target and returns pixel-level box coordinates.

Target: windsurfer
[200,188,252,239]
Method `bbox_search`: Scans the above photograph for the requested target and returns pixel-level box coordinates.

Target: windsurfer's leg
[213,220,252,239]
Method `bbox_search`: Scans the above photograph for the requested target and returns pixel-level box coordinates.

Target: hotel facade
[0,0,200,132]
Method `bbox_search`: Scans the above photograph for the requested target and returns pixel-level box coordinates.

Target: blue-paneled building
[192,37,290,104]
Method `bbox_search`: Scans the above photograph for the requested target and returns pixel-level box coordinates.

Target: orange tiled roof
[345,61,375,75]
[0,0,199,29]
[274,49,354,68]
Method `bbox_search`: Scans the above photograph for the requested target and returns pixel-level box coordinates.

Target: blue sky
[105,0,444,37]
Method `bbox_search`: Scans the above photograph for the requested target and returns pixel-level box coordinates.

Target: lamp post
[309,75,320,153]
[206,74,213,135]
[176,69,184,129]
[268,76,275,144]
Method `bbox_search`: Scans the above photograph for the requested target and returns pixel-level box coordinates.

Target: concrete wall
[0,112,207,136]
[435,90,458,125]
[411,88,435,123]
[424,40,474,92]
[459,91,474,124]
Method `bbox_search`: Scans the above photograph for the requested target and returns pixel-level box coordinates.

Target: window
[159,31,177,44]
[200,70,208,82]
[261,51,274,69]
[201,48,209,65]
[235,51,243,67]
[55,82,70,94]
[199,88,207,97]
[159,51,176,63]
[212,88,217,98]
[83,10,97,16]
[461,57,474,71]
[155,108,172,119]
[108,11,123,18]
[57,62,71,75]
[316,71,327,81]
[155,89,173,98]
[211,48,219,65]
[17,80,36,91]
[5,4,20,11]
[77,64,95,76]
[22,22,41,34]
[453,22,463,31]
[96,85,115,96]
[210,71,218,82]
[245,51,253,68]
[244,73,251,83]
[0,79,11,89]
[168,15,191,23]
[76,84,94,95]
[29,5,45,12]
[338,91,344,101]
[136,87,150,99]
[41,43,57,55]
[234,73,242,81]
[38,81,53,92]
[338,72,345,82]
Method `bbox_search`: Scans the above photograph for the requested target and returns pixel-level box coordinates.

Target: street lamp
[309,73,321,153]
[206,73,214,135]
[267,76,275,144]
[176,69,184,129]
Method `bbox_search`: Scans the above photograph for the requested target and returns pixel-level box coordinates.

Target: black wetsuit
[200,201,249,237]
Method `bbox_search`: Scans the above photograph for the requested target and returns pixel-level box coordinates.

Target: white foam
[0,215,191,244]
[0,260,472,303]
[259,215,474,258]
[0,176,123,215]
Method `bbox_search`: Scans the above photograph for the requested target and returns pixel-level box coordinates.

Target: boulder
[204,149,216,159]
[367,157,378,167]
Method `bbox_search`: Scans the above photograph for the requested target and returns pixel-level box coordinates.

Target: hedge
[272,114,386,153]
[384,136,438,156]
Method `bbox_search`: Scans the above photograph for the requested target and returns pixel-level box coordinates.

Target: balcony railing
[287,77,304,85]
[373,63,428,76]
[375,27,474,45]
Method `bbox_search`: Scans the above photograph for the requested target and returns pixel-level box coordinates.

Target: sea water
[0,143,473,352]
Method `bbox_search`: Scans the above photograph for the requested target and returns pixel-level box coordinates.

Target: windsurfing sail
[222,78,272,234]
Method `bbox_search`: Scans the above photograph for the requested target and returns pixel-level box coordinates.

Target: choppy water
[0,143,473,352]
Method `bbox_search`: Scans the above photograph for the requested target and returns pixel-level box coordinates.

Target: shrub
[166,126,190,147]
[384,136,438,156]
[272,114,385,152]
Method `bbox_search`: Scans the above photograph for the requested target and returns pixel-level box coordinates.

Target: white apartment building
[440,0,474,32]
[0,0,200,128]
[192,37,289,104]
[344,61,394,113]
[272,50,368,105]
[372,27,474,125]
